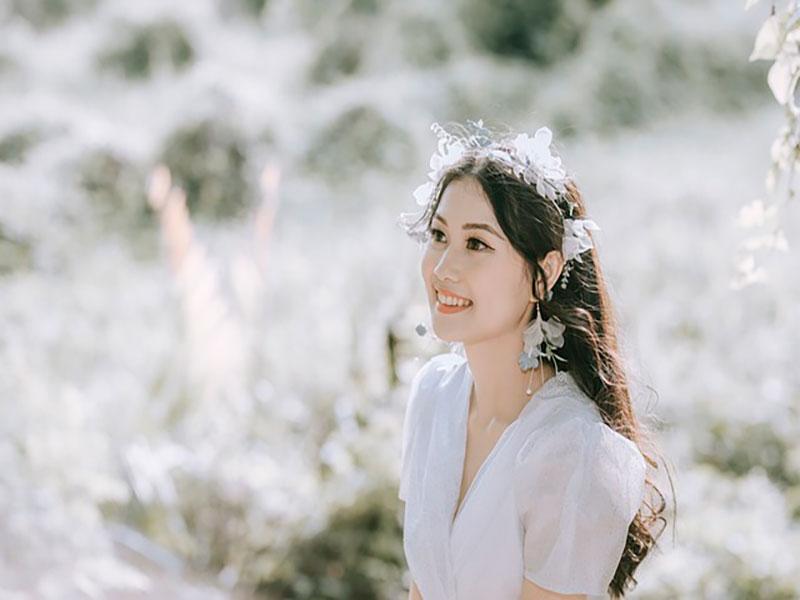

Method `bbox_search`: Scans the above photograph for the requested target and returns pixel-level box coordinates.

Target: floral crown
[409,119,600,290]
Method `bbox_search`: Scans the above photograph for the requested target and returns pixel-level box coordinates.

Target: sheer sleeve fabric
[398,355,445,502]
[513,415,647,596]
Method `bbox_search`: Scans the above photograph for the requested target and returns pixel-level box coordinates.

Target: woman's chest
[453,419,516,526]
[404,455,526,600]
[403,401,529,597]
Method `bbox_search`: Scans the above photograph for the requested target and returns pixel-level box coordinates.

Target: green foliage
[304,105,414,182]
[297,0,384,28]
[215,0,271,20]
[0,127,43,164]
[675,40,770,113]
[308,24,366,85]
[594,66,647,130]
[698,421,799,489]
[400,15,452,68]
[237,0,269,18]
[577,22,770,133]
[0,53,15,75]
[6,0,96,29]
[258,486,406,600]
[457,0,593,66]
[96,20,195,80]
[77,149,151,228]
[721,557,799,600]
[0,224,34,274]
[346,0,382,14]
[158,118,252,219]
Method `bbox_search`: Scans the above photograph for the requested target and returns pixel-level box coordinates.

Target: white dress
[398,352,647,600]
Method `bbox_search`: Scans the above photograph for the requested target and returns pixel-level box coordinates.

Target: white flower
[767,56,792,105]
[511,127,566,182]
[737,199,777,228]
[428,138,466,180]
[413,181,435,206]
[522,312,566,360]
[411,121,579,219]
[518,351,539,370]
[541,316,566,348]
[749,14,782,62]
[767,47,800,106]
[412,133,468,206]
[562,218,600,262]
[522,313,545,354]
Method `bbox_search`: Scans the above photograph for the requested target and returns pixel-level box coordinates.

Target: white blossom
[562,218,600,262]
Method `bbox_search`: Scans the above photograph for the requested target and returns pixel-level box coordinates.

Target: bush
[658,38,770,113]
[0,53,15,75]
[0,127,44,165]
[158,118,252,219]
[400,15,452,68]
[594,66,647,130]
[308,24,366,85]
[304,105,414,182]
[5,0,96,30]
[77,149,151,229]
[296,0,384,28]
[458,0,594,66]
[96,20,194,80]
[0,224,34,274]
[216,0,271,19]
[257,486,406,600]
[699,421,799,489]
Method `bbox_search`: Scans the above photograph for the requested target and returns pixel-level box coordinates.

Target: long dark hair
[400,130,672,598]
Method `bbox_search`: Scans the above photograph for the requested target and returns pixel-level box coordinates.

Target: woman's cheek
[420,249,436,288]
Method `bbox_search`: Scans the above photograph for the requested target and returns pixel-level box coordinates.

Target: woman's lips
[436,300,472,314]
[434,286,474,314]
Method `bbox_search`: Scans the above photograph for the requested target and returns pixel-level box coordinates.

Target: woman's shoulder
[512,410,646,539]
[515,395,641,469]
[514,374,645,484]
[513,370,602,438]
[404,351,466,417]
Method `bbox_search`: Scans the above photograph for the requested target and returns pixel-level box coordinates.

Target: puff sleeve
[513,416,647,596]
[398,355,443,502]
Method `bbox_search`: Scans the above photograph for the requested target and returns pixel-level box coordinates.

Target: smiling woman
[396,120,668,600]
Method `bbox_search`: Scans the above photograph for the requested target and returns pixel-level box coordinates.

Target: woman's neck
[463,337,557,429]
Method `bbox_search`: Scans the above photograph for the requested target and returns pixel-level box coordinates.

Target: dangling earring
[518,297,567,394]
[518,303,542,395]
[415,322,428,336]
[558,262,572,290]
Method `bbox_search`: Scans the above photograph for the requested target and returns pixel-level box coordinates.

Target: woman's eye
[428,228,490,251]
[467,238,489,251]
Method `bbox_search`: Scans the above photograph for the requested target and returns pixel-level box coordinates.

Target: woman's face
[421,176,535,346]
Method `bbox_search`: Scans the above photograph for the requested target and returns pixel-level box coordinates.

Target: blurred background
[1,0,799,597]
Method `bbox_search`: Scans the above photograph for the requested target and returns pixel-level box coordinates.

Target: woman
[397,121,666,599]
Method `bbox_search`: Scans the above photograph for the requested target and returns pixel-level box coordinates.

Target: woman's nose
[432,250,461,282]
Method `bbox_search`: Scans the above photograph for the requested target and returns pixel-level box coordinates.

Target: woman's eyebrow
[433,213,505,241]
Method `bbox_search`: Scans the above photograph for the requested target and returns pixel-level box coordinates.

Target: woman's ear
[537,250,565,298]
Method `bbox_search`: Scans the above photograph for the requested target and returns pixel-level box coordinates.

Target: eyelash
[428,227,491,251]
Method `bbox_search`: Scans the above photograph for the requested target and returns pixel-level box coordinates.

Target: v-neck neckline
[449,360,568,533]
